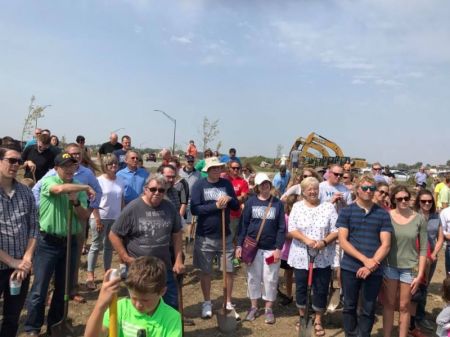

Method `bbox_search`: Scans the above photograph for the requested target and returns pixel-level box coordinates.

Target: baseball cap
[55,152,78,167]
[255,173,271,186]
[185,155,195,162]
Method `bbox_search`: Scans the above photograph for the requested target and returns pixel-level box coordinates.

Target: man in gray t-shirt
[109,174,184,309]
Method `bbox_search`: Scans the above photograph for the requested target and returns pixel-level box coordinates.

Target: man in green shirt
[24,152,95,336]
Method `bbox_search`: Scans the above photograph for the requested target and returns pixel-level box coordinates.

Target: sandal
[314,322,325,336]
[295,321,301,332]
[86,279,96,290]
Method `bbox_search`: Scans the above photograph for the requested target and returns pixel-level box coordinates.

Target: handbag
[241,197,273,264]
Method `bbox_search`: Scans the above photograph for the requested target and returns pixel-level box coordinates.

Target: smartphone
[265,255,275,265]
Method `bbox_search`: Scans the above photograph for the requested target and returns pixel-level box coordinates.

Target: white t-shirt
[287,200,338,270]
[91,175,124,220]
[319,181,352,212]
[440,207,450,245]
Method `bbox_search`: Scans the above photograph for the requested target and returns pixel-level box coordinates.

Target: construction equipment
[289,132,367,170]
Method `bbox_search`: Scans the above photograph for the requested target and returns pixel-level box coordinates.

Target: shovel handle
[109,293,118,337]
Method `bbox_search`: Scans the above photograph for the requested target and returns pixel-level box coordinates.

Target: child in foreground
[436,277,450,337]
[84,256,182,337]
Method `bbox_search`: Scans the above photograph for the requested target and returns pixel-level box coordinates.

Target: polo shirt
[336,203,393,275]
[116,167,149,204]
[39,175,88,236]
[21,145,56,181]
[99,141,123,155]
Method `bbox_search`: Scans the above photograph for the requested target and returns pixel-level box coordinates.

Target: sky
[1,0,449,165]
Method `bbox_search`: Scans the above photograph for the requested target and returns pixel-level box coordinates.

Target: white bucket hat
[202,157,225,172]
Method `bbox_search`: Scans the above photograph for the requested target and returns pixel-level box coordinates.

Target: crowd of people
[1,129,450,337]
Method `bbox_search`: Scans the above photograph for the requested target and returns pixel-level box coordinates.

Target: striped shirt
[336,203,393,275]
[0,180,39,270]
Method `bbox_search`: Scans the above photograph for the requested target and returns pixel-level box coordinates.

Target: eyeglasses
[377,190,389,196]
[331,172,343,178]
[230,167,240,170]
[106,163,118,166]
[373,168,382,171]
[187,160,194,163]
[360,185,376,192]
[2,158,24,165]
[69,152,81,156]
[146,187,166,193]
[395,196,410,202]
[420,199,433,205]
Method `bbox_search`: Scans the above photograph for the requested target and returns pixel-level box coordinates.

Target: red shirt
[227,175,249,219]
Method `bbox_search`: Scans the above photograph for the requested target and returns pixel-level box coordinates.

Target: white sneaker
[226,302,241,321]
[202,301,212,319]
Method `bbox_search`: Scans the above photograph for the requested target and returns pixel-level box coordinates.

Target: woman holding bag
[236,173,285,324]
[287,176,338,336]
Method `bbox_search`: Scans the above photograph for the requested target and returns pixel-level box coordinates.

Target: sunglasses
[342,176,350,179]
[360,185,376,192]
[373,168,382,171]
[395,196,410,202]
[303,175,312,178]
[420,199,433,205]
[331,172,343,178]
[3,158,24,165]
[377,190,389,196]
[146,187,166,193]
[230,167,240,170]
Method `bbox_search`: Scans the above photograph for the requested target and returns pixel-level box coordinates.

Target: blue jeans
[416,259,437,321]
[24,235,78,333]
[294,266,331,312]
[445,245,450,275]
[87,219,114,272]
[341,269,383,337]
[163,270,178,310]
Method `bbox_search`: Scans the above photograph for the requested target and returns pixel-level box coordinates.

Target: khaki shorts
[193,235,235,274]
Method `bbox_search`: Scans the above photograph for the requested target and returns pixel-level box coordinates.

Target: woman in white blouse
[288,177,338,336]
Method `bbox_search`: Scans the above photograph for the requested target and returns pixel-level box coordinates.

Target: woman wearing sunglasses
[280,168,321,203]
[410,190,444,331]
[373,181,390,211]
[382,185,427,337]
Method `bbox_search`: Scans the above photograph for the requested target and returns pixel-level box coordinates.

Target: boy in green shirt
[85,256,182,337]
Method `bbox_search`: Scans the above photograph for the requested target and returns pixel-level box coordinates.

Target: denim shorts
[383,265,415,284]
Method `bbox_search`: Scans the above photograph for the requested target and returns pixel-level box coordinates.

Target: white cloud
[170,34,193,45]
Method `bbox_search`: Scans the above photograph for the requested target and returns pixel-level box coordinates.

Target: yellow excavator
[289,132,367,169]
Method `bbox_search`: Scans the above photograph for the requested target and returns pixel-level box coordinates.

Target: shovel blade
[327,287,341,312]
[216,308,237,333]
[50,319,74,337]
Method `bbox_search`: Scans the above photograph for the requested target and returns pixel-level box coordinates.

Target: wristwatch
[72,200,81,207]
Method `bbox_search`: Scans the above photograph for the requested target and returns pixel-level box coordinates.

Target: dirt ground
[13,240,447,337]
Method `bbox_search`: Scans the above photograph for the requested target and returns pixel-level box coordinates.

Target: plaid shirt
[0,180,39,270]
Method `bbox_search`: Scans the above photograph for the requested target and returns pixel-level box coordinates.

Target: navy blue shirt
[191,178,239,239]
[336,203,393,275]
[237,196,285,250]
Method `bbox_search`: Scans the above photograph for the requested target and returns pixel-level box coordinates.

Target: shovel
[216,209,237,333]
[50,204,75,337]
[326,270,341,312]
[299,248,319,337]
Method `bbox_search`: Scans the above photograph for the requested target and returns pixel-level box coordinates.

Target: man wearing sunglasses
[337,176,392,337]
[25,152,95,336]
[372,162,389,184]
[319,164,352,210]
[0,146,39,337]
[109,175,184,310]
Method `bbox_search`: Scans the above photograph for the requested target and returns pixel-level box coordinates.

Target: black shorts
[280,259,293,270]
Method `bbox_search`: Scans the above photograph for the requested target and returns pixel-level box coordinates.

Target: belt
[40,231,75,246]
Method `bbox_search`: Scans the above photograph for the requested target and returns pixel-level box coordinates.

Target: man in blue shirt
[113,135,132,170]
[415,166,428,189]
[220,148,241,165]
[272,165,290,197]
[337,175,392,337]
[116,150,149,205]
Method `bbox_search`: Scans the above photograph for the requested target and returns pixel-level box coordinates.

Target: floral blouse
[287,200,338,270]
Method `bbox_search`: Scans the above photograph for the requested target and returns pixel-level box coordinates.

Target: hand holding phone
[265,255,275,265]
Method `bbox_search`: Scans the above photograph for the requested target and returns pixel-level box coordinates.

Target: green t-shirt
[385,213,427,269]
[39,175,87,236]
[194,159,208,177]
[103,298,182,337]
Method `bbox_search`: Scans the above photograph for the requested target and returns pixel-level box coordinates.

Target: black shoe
[279,295,293,306]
